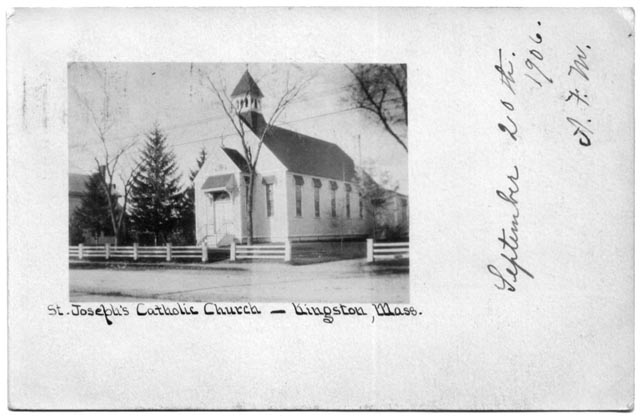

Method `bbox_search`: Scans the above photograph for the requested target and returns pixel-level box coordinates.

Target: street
[69,259,410,303]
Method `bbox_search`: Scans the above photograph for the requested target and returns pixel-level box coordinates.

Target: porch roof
[201,174,237,192]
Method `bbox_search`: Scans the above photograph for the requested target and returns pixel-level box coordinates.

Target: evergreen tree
[128,126,183,245]
[73,170,117,243]
[173,147,208,245]
[69,214,85,245]
[189,147,208,183]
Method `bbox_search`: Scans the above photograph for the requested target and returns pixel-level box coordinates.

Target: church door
[213,191,234,238]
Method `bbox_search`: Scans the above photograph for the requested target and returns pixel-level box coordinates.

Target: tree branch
[201,72,246,141]
[345,64,408,152]
[252,74,310,168]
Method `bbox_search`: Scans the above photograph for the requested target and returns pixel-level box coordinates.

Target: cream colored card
[7,7,634,410]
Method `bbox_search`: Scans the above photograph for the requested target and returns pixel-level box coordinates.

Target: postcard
[6,7,634,410]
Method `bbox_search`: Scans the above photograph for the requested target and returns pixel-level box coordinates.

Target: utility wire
[68,84,354,151]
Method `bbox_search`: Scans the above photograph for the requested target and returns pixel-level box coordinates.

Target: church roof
[222,147,250,173]
[231,70,264,98]
[239,111,356,181]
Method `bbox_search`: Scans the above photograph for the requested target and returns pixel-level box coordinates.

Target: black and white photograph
[6,6,635,411]
[68,63,409,303]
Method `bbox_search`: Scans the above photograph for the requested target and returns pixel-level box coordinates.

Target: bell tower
[231,69,264,115]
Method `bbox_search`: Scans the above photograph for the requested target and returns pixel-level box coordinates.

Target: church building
[193,70,407,247]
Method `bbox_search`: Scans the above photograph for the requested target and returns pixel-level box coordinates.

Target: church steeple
[231,70,263,114]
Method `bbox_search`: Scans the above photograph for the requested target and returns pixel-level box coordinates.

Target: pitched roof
[69,173,90,195]
[239,111,356,181]
[231,70,264,98]
[222,147,250,173]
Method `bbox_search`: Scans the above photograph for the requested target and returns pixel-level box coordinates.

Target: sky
[68,63,408,194]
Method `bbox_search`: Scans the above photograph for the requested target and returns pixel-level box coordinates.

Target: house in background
[68,172,118,245]
[379,191,409,236]
[194,70,408,247]
[69,173,91,219]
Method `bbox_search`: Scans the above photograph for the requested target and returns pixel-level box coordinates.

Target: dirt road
[69,259,409,303]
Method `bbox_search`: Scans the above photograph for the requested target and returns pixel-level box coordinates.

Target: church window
[265,183,274,217]
[346,190,351,218]
[312,178,322,218]
[330,189,336,217]
[314,187,320,217]
[294,175,304,217]
[329,181,338,217]
[345,184,352,218]
[295,185,302,217]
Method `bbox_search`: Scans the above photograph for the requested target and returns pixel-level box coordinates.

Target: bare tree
[345,64,408,152]
[71,67,140,245]
[201,68,309,245]
[92,130,139,246]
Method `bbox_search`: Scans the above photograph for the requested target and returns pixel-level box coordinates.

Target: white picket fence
[230,241,291,262]
[69,243,208,262]
[71,239,407,264]
[366,239,409,262]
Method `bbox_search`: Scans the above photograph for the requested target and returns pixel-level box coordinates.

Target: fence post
[284,240,292,262]
[230,242,236,262]
[78,243,84,260]
[166,243,172,262]
[133,243,138,261]
[366,238,374,262]
[105,243,110,260]
[201,241,208,263]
